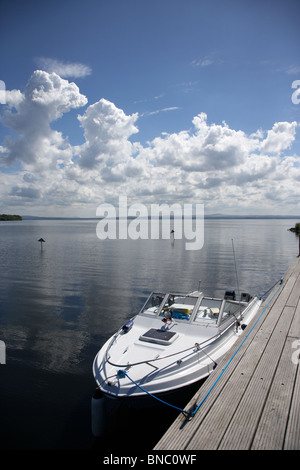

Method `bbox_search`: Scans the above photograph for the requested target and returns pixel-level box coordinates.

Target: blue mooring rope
[117,369,192,417]
[118,279,283,419]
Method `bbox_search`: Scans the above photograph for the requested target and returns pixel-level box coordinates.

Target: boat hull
[92,291,262,435]
[93,310,257,399]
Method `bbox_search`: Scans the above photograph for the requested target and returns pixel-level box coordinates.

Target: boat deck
[154,257,300,450]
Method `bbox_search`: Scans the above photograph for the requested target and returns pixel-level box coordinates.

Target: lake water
[0,218,299,452]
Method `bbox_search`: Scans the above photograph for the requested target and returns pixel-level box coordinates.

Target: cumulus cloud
[75,98,139,170]
[260,121,297,154]
[0,70,299,216]
[144,112,257,173]
[1,70,87,169]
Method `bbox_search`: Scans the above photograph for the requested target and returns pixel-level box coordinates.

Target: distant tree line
[289,222,300,235]
[0,214,22,221]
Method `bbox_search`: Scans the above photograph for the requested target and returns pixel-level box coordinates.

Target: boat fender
[122,319,133,333]
[91,388,106,437]
[241,324,247,330]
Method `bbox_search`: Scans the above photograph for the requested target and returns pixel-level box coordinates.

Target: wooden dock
[154,257,300,450]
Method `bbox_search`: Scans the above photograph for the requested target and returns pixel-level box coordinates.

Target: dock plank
[286,269,300,308]
[288,297,300,339]
[218,305,295,450]
[284,363,300,449]
[154,257,300,451]
[251,336,298,450]
[186,301,288,450]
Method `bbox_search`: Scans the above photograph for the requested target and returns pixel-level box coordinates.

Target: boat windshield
[194,297,223,325]
[139,292,198,321]
[159,294,198,321]
[139,292,166,316]
[220,300,242,323]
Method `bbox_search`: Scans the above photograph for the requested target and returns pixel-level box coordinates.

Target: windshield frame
[139,291,202,322]
[138,291,249,328]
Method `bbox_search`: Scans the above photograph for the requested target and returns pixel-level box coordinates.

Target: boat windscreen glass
[220,300,242,323]
[159,294,198,321]
[194,297,222,325]
[139,292,166,316]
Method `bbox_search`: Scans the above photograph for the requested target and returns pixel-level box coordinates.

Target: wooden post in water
[38,238,45,250]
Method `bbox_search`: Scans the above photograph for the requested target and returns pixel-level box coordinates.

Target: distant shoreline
[0,214,22,221]
[21,214,300,221]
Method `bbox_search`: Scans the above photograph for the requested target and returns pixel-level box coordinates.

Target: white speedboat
[92,286,262,436]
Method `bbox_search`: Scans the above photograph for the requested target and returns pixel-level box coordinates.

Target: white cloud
[0,71,299,216]
[1,70,87,168]
[75,98,139,170]
[285,64,300,75]
[36,57,92,78]
[260,121,297,154]
[191,58,214,67]
[146,112,257,172]
[141,106,180,117]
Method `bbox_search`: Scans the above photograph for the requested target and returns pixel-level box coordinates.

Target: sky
[0,0,300,217]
